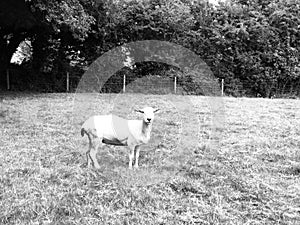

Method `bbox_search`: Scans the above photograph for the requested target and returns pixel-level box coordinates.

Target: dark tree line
[0,0,299,97]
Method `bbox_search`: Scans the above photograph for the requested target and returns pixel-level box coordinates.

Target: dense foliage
[1,0,299,97]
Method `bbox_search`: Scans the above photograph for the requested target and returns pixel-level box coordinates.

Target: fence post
[174,76,177,94]
[6,69,10,90]
[221,79,224,96]
[66,72,70,92]
[123,74,126,93]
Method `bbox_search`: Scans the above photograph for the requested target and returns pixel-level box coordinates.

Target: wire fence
[4,68,300,98]
[103,76,177,94]
[5,69,225,95]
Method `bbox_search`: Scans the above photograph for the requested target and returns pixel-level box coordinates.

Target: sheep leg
[86,140,93,168]
[85,132,93,168]
[134,146,140,169]
[90,138,101,169]
[128,145,135,169]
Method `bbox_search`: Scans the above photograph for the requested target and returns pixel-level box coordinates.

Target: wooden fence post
[174,76,177,94]
[123,74,126,93]
[6,69,10,90]
[66,72,70,92]
[221,79,224,96]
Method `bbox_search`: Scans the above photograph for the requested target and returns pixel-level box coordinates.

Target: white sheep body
[82,115,151,146]
[81,107,159,169]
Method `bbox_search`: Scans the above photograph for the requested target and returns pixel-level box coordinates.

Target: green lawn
[0,93,299,224]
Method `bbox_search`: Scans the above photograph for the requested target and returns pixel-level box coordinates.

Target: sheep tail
[81,128,86,137]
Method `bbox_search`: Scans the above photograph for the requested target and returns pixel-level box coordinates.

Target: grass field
[0,93,299,224]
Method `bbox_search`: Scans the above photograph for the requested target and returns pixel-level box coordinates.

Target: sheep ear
[154,108,160,113]
[134,109,144,113]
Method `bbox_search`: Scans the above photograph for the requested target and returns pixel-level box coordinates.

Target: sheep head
[135,107,160,125]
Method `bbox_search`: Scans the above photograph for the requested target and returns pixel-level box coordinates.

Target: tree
[0,0,38,87]
[191,0,300,97]
[0,0,95,89]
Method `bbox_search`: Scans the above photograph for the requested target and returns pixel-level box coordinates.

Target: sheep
[81,107,160,169]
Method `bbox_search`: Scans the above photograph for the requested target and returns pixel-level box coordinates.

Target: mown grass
[0,93,299,224]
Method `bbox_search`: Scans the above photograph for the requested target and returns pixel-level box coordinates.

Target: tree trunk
[0,0,38,89]
[0,33,25,89]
